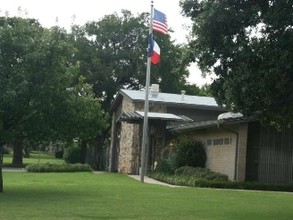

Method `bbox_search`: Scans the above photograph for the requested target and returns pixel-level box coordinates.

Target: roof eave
[168,116,258,133]
[129,99,225,111]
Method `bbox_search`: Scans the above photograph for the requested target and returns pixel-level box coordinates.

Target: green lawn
[1,172,293,220]
[3,151,64,166]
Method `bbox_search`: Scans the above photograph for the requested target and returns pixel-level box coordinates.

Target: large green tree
[71,10,191,110]
[0,17,108,192]
[180,0,293,126]
[68,10,194,169]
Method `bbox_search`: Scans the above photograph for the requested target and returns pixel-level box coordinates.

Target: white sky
[0,0,214,86]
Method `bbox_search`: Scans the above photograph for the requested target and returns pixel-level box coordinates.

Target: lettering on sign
[206,138,232,146]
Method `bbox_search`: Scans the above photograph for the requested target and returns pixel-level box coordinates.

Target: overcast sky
[0,0,214,86]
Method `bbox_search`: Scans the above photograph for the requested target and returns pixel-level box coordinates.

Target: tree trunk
[0,162,3,193]
[0,143,3,192]
[12,139,23,167]
[23,145,30,158]
[94,135,105,170]
[80,140,87,164]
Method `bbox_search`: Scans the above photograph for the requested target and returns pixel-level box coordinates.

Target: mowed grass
[3,151,64,166]
[1,172,293,220]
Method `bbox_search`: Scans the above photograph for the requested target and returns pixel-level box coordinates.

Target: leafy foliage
[180,0,293,126]
[174,139,206,168]
[175,166,228,181]
[156,139,207,174]
[54,150,64,159]
[0,17,109,145]
[2,145,11,155]
[149,171,293,192]
[63,144,82,164]
[26,163,92,172]
[155,154,177,174]
[70,10,192,111]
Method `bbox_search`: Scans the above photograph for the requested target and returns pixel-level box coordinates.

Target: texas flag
[151,41,160,64]
[148,34,160,65]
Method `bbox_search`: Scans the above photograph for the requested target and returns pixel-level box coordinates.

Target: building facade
[108,87,225,174]
[108,87,293,185]
[169,118,293,184]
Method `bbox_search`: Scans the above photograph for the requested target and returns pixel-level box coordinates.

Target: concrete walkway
[2,167,26,172]
[128,175,181,187]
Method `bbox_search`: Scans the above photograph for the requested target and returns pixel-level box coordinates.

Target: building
[108,85,225,174]
[108,87,293,185]
[169,115,293,185]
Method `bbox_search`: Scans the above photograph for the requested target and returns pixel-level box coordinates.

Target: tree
[180,0,293,127]
[0,17,108,192]
[68,10,192,169]
[0,17,46,166]
[174,138,206,169]
[0,142,3,192]
[73,10,191,109]
[182,83,213,96]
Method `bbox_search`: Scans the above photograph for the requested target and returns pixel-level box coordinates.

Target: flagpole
[140,0,154,183]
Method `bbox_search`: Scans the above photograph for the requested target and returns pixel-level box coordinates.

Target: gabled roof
[110,89,225,112]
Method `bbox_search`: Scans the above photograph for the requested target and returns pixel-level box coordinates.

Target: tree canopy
[0,11,211,191]
[0,17,108,146]
[70,10,193,111]
[0,17,110,192]
[180,0,293,126]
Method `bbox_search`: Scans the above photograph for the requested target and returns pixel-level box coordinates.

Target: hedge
[26,163,93,173]
[148,172,293,192]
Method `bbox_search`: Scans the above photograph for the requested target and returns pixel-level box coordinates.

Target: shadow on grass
[2,186,89,201]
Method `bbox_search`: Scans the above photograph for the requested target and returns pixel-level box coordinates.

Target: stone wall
[118,122,140,173]
[117,98,146,174]
[150,104,167,113]
[117,98,168,174]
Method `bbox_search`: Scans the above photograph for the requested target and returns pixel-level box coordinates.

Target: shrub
[175,166,229,181]
[2,145,11,154]
[55,150,64,159]
[156,155,177,174]
[63,145,82,164]
[26,163,92,172]
[174,139,206,169]
[148,172,293,192]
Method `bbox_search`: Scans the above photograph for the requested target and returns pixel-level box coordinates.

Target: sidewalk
[2,167,26,172]
[128,175,181,187]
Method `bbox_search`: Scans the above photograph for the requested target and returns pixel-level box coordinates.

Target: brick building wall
[182,124,248,181]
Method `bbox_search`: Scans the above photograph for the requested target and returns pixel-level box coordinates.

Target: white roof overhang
[117,111,193,123]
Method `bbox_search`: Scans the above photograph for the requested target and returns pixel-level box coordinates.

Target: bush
[148,172,293,192]
[63,145,82,164]
[55,150,64,159]
[26,163,92,172]
[174,139,206,169]
[2,145,11,154]
[175,166,229,181]
[156,155,177,174]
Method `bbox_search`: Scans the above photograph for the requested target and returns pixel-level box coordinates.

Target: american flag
[153,9,168,35]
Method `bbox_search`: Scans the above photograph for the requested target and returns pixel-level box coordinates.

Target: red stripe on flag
[151,41,160,64]
[153,9,168,35]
